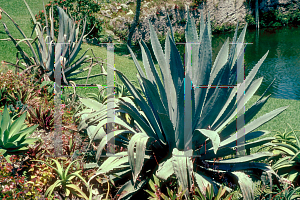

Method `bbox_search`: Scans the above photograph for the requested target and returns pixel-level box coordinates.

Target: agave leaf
[87,125,106,142]
[197,61,231,129]
[195,129,220,154]
[207,12,212,43]
[193,22,212,130]
[171,148,193,198]
[175,80,185,149]
[199,11,205,42]
[116,179,147,200]
[163,33,177,122]
[89,152,129,179]
[116,70,164,142]
[206,152,273,165]
[19,138,38,146]
[65,16,87,67]
[230,24,247,70]
[8,111,27,138]
[127,45,145,78]
[80,98,104,111]
[186,10,199,43]
[166,33,184,98]
[140,77,167,115]
[140,40,155,85]
[218,95,271,139]
[148,20,170,90]
[185,10,200,77]
[118,102,156,138]
[13,125,38,138]
[209,38,229,86]
[140,40,169,114]
[245,51,269,90]
[1,106,10,137]
[157,113,176,150]
[194,172,218,196]
[96,129,132,159]
[244,106,288,134]
[128,133,149,183]
[156,158,174,181]
[232,171,254,200]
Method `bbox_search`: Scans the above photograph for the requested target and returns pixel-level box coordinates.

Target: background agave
[1,0,106,85]
[78,12,288,199]
[0,105,38,163]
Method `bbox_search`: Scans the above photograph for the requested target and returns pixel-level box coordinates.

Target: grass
[1,0,299,139]
[0,0,44,64]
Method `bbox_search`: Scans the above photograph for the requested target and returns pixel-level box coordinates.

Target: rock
[126,9,134,15]
[105,0,300,43]
[111,5,117,14]
[143,2,150,8]
[126,0,134,5]
[120,3,129,10]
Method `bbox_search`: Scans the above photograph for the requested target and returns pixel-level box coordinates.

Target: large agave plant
[78,12,288,199]
[0,0,105,84]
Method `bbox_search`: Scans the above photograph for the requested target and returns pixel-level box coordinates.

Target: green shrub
[33,0,103,40]
[245,14,255,26]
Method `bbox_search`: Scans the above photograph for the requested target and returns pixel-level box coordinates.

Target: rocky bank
[97,0,300,43]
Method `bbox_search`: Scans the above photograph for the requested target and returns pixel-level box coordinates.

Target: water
[212,25,300,100]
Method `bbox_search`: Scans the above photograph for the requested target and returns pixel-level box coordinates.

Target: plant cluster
[245,6,300,28]
[77,11,291,199]
[33,0,103,40]
[1,0,300,199]
[0,70,40,108]
[0,155,27,199]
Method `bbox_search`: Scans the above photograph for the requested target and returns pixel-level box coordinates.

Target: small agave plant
[78,12,288,199]
[0,0,106,84]
[0,105,38,163]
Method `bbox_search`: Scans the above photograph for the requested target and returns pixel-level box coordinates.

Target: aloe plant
[0,0,106,85]
[260,124,300,184]
[78,12,288,199]
[34,158,89,200]
[0,105,38,163]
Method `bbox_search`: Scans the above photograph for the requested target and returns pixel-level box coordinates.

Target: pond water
[212,25,300,100]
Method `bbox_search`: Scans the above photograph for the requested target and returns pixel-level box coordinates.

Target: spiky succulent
[0,105,38,163]
[78,12,288,199]
[1,0,105,84]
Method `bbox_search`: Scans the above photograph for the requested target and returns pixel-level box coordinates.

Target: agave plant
[78,12,288,199]
[0,105,38,163]
[0,0,106,84]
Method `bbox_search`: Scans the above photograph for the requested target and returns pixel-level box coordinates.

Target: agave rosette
[78,12,288,199]
[0,105,38,163]
[1,0,106,84]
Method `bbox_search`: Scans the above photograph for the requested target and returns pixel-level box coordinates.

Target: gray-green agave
[78,12,288,199]
[1,0,105,84]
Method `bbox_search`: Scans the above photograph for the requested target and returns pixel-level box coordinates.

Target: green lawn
[1,0,299,139]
